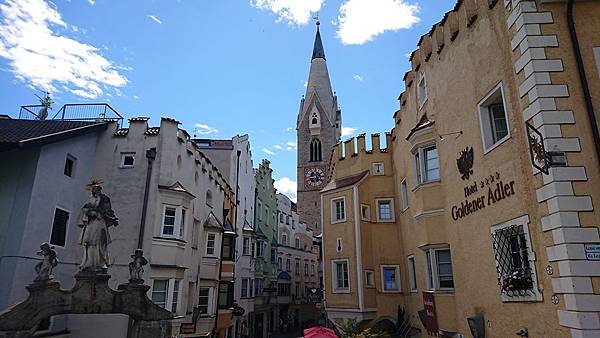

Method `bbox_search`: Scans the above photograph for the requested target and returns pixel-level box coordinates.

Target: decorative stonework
[506,1,600,336]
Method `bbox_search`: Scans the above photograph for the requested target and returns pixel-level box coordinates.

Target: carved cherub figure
[128,249,148,283]
[35,243,58,282]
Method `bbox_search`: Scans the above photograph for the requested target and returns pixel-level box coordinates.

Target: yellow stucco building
[321,0,600,337]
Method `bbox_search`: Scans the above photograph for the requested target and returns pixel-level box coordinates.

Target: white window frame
[120,152,135,168]
[241,278,250,298]
[376,198,395,222]
[413,143,440,186]
[295,237,300,249]
[242,237,250,255]
[407,255,417,293]
[197,286,213,315]
[423,246,455,292]
[205,232,219,257]
[331,197,346,224]
[151,278,181,313]
[417,72,428,109]
[477,82,511,154]
[380,265,401,293]
[400,178,409,211]
[365,270,375,288]
[490,214,542,302]
[331,259,350,293]
[360,204,370,221]
[282,233,288,246]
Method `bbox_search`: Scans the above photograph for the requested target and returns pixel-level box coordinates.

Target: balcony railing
[19,103,124,127]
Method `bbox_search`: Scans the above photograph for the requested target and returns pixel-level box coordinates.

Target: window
[295,260,300,276]
[198,287,210,314]
[336,238,342,252]
[256,240,263,257]
[310,138,322,162]
[161,205,187,240]
[279,213,284,223]
[332,260,350,293]
[417,73,428,108]
[243,237,250,255]
[491,215,541,301]
[382,265,400,292]
[120,152,135,168]
[478,83,510,152]
[400,178,409,211]
[265,207,269,226]
[152,279,181,312]
[424,247,454,291]
[286,258,291,272]
[172,280,180,313]
[376,199,394,222]
[192,221,200,249]
[278,257,282,270]
[414,144,440,185]
[360,204,370,221]
[64,155,75,177]
[241,279,249,298]
[152,280,169,309]
[282,233,288,246]
[271,248,276,262]
[304,263,309,276]
[331,197,346,223]
[365,270,375,288]
[372,162,384,175]
[50,208,69,247]
[311,264,315,276]
[222,236,235,260]
[407,255,417,292]
[218,282,234,309]
[206,233,217,256]
[251,241,256,257]
[278,283,290,296]
[286,215,290,225]
[295,238,300,249]
[162,206,176,235]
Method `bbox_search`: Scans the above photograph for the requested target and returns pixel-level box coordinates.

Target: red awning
[303,326,338,338]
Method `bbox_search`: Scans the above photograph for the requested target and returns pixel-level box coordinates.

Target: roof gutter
[567,0,600,164]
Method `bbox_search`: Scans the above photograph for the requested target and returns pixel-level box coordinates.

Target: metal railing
[18,103,124,127]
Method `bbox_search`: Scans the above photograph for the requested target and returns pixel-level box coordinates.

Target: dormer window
[312,117,318,124]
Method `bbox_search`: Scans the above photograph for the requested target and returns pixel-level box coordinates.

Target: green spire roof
[311,23,326,60]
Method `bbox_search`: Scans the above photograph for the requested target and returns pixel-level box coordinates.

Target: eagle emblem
[457,146,474,180]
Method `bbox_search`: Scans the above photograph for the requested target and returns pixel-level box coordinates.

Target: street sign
[585,244,600,260]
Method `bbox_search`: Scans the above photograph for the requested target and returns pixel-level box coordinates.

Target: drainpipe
[567,0,600,163]
[137,147,156,249]
[234,150,241,234]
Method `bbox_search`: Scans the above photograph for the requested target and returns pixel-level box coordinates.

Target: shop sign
[451,171,516,221]
[585,244,600,261]
[422,292,439,335]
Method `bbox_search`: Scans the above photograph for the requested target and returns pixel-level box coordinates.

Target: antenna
[312,12,320,26]
[33,88,53,120]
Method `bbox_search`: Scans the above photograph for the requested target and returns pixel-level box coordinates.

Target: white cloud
[285,127,294,132]
[337,0,419,45]
[274,177,297,202]
[132,95,139,99]
[88,0,95,5]
[263,148,276,155]
[251,0,324,25]
[341,126,357,137]
[0,0,128,98]
[303,81,308,88]
[274,144,283,150]
[147,15,162,25]
[353,74,363,82]
[194,123,219,135]
[286,141,297,150]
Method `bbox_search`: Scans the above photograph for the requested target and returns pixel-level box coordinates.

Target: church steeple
[312,21,326,60]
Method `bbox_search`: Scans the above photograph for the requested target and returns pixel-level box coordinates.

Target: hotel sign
[451,171,516,221]
[422,292,439,335]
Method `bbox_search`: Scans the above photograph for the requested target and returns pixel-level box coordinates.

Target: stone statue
[128,249,148,283]
[34,242,58,282]
[78,180,118,272]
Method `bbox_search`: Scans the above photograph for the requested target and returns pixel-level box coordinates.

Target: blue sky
[0,0,455,201]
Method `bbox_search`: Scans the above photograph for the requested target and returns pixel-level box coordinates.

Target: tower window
[312,117,318,124]
[310,138,322,162]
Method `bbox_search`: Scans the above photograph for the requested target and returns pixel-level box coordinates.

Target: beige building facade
[321,0,600,337]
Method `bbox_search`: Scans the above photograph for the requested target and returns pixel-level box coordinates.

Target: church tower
[297,22,342,235]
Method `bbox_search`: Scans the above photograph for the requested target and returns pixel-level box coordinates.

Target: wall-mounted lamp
[438,130,463,141]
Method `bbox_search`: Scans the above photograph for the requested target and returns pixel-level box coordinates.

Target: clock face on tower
[304,167,326,189]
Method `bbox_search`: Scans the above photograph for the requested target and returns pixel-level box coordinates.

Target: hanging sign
[422,292,439,335]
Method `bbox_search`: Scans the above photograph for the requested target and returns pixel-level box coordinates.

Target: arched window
[312,117,318,124]
[310,138,322,162]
